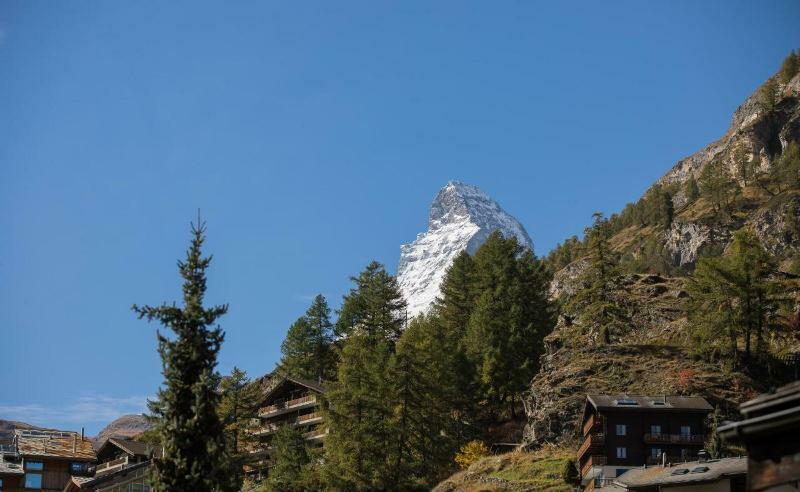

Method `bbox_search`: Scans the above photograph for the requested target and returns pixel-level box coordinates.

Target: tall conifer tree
[133,219,237,492]
[279,294,335,381]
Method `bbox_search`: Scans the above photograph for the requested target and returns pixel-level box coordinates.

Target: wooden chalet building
[720,381,800,491]
[63,437,160,492]
[578,394,712,490]
[0,429,96,492]
[246,376,325,479]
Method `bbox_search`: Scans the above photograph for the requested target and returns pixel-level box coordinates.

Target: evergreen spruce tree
[335,261,408,341]
[217,367,261,472]
[773,142,800,192]
[388,315,463,489]
[323,261,408,490]
[433,251,480,425]
[464,232,554,416]
[322,334,394,490]
[262,424,312,492]
[279,294,335,381]
[133,219,238,492]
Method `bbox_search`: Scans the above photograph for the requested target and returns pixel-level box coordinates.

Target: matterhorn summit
[397,181,533,318]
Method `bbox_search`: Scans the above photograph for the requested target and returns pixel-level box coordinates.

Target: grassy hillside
[433,446,576,492]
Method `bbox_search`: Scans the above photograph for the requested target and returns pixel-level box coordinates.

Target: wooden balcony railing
[297,412,322,424]
[0,444,18,457]
[258,395,318,417]
[580,455,607,479]
[643,433,705,445]
[303,429,327,440]
[577,432,605,460]
[95,456,128,476]
[582,415,603,436]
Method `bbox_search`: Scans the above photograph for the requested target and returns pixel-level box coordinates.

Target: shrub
[454,440,490,470]
[676,369,697,394]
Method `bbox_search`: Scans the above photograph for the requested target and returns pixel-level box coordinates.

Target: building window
[25,461,43,471]
[0,478,4,490]
[616,447,627,459]
[24,473,43,489]
[70,462,85,473]
[615,424,627,436]
[650,448,663,459]
[680,425,691,436]
[681,448,690,460]
[650,424,661,435]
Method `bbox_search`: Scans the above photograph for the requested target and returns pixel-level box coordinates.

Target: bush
[454,440,490,470]
[561,459,579,485]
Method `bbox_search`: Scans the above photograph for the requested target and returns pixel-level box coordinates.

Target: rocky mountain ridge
[525,68,800,446]
[397,181,533,317]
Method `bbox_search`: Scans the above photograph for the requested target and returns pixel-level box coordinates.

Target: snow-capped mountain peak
[397,181,533,318]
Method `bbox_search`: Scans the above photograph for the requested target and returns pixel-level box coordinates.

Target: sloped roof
[16,431,96,461]
[613,456,746,488]
[262,376,325,403]
[97,438,158,459]
[67,461,151,490]
[587,395,712,412]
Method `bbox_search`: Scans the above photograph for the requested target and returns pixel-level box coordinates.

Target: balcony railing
[643,433,704,445]
[303,429,327,440]
[583,415,603,436]
[580,455,607,479]
[0,444,18,457]
[251,412,323,437]
[95,456,128,476]
[577,432,605,460]
[646,454,698,465]
[258,395,318,417]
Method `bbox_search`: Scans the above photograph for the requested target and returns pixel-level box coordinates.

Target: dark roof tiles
[587,394,712,412]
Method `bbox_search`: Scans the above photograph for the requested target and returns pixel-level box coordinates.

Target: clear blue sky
[1,1,798,434]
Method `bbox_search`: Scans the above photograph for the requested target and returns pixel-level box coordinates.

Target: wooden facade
[720,381,800,491]
[578,395,712,489]
[0,430,96,492]
[246,376,325,479]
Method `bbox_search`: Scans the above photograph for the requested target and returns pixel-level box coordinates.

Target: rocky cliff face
[397,181,534,317]
[525,71,800,447]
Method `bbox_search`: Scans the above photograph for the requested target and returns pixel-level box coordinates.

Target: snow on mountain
[397,181,534,318]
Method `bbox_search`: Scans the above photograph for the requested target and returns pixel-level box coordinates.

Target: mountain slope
[397,181,533,317]
[526,68,800,445]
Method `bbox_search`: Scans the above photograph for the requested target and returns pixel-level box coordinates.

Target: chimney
[81,427,85,441]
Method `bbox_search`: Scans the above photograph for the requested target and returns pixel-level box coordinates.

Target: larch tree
[279,294,335,382]
[133,219,238,492]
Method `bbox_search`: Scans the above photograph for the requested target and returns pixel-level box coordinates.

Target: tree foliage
[133,220,238,492]
[279,294,336,381]
[687,230,785,366]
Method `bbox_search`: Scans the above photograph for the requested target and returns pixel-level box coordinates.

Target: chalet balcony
[303,428,328,441]
[0,444,18,458]
[95,456,128,476]
[643,433,705,445]
[258,395,318,418]
[577,432,605,460]
[251,412,324,437]
[582,414,604,436]
[580,455,607,479]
